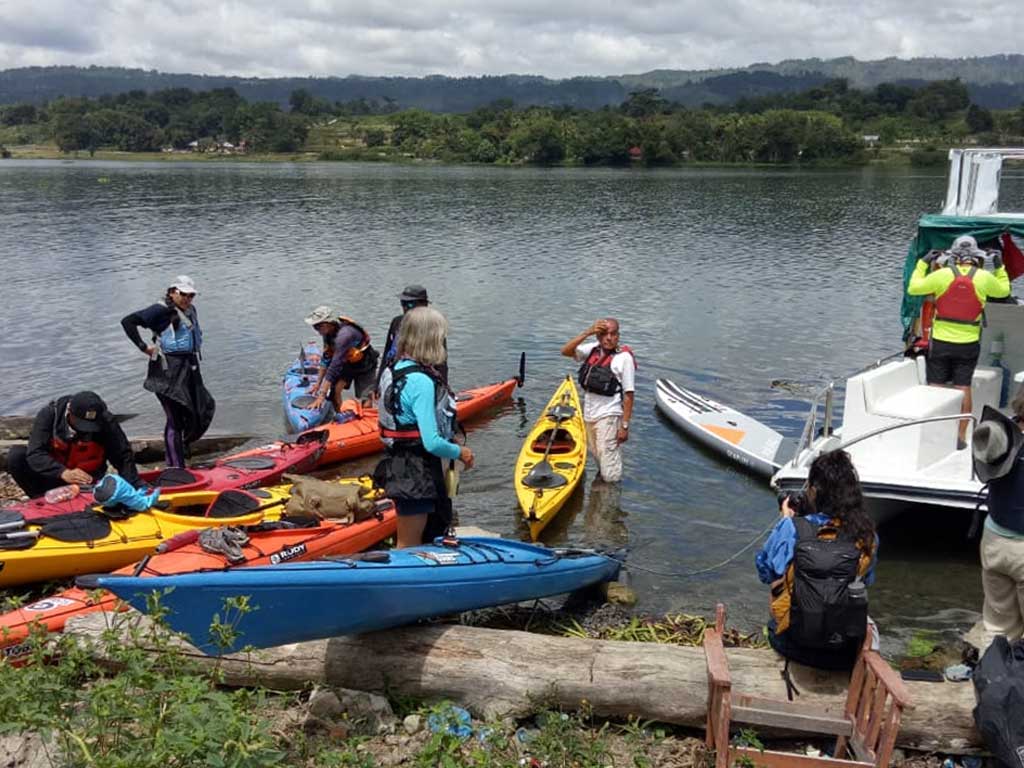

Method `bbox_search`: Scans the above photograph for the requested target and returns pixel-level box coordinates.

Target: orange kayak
[0,490,396,664]
[310,360,524,468]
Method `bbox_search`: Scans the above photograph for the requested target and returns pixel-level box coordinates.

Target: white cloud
[0,0,1020,78]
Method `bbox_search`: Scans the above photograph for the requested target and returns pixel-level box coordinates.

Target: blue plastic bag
[92,474,159,512]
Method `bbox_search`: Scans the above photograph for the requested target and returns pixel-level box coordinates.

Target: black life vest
[378,363,456,447]
[935,265,985,326]
[323,317,372,366]
[779,517,869,651]
[988,453,1024,535]
[577,345,634,396]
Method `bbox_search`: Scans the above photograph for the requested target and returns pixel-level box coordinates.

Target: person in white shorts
[560,318,636,482]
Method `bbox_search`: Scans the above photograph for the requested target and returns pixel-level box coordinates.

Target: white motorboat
[772,148,1024,521]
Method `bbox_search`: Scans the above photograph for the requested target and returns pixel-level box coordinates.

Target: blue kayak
[282,342,333,432]
[88,538,622,653]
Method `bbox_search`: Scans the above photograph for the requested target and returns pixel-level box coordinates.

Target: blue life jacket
[158,306,201,354]
[378,362,455,448]
[989,454,1024,535]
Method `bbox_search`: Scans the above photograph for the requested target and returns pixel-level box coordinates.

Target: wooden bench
[704,604,913,768]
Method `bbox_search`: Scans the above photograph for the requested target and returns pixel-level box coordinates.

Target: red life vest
[935,265,984,326]
[49,435,106,474]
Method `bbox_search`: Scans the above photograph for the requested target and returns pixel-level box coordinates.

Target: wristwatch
[621,421,630,430]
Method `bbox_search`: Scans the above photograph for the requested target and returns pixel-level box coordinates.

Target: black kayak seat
[39,512,113,543]
[221,456,277,471]
[521,466,568,490]
[155,467,200,487]
[206,491,261,519]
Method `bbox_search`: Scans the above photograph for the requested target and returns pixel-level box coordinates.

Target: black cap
[399,285,429,303]
[68,391,107,433]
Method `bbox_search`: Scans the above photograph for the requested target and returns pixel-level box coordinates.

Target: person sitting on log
[7,391,142,498]
[755,450,878,672]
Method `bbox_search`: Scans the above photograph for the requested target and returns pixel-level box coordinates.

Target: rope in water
[623,518,778,580]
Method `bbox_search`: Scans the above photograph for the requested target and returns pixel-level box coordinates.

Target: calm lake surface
[3,159,1021,651]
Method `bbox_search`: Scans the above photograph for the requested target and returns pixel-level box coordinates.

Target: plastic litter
[44,485,81,504]
[427,704,473,741]
[944,663,973,682]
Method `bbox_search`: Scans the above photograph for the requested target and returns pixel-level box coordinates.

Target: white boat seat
[871,385,962,420]
[843,359,962,474]
[971,366,1003,419]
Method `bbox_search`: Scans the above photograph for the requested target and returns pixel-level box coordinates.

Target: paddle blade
[516,352,526,387]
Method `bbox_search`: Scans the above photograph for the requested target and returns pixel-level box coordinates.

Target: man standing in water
[561,318,636,482]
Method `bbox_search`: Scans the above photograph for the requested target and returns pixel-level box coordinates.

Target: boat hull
[95,538,621,652]
[655,378,794,478]
[0,494,396,663]
[515,377,587,540]
[309,376,519,467]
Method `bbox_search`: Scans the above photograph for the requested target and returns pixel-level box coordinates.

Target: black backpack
[788,517,868,651]
[974,636,1024,768]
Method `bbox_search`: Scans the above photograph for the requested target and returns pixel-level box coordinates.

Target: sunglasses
[178,292,196,299]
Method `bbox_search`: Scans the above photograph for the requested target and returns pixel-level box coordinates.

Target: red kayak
[0,489,397,665]
[311,357,525,467]
[6,431,328,523]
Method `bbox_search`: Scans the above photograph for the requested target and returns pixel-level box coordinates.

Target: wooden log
[0,433,254,471]
[64,613,980,754]
[0,413,137,441]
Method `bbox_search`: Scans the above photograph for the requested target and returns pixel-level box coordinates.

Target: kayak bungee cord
[623,517,778,580]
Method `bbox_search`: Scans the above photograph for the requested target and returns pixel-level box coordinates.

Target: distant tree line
[2,78,1023,164]
[0,88,310,153]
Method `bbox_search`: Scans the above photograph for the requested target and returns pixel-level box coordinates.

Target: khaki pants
[585,415,623,483]
[980,525,1024,642]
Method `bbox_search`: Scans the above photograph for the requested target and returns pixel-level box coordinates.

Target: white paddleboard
[655,378,795,478]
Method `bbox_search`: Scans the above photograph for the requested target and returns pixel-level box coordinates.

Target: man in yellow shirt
[908,235,1011,447]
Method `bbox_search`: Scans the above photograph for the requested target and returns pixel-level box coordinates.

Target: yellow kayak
[515,376,587,540]
[0,486,293,588]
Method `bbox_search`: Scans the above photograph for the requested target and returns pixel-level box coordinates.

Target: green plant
[0,590,285,767]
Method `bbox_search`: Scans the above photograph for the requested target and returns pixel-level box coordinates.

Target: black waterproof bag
[973,635,1024,768]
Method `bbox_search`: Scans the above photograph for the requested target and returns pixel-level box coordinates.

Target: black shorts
[926,339,980,387]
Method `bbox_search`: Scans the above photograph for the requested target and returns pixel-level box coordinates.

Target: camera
[776,490,809,516]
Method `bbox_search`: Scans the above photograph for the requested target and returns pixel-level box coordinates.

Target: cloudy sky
[0,0,1018,79]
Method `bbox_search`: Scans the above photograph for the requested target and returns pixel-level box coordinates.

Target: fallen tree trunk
[0,433,253,471]
[65,613,979,754]
[0,413,137,441]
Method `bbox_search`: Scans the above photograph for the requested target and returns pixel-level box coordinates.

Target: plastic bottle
[44,484,80,504]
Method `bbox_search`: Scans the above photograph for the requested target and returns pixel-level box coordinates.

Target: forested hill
[4,54,1024,111]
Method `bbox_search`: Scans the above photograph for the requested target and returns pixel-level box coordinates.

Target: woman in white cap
[121,276,215,467]
[974,388,1024,644]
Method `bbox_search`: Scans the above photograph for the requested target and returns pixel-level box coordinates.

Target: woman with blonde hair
[374,307,473,547]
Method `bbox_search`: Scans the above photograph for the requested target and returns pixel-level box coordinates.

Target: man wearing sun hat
[973,391,1024,642]
[908,234,1010,448]
[7,391,142,498]
[304,306,379,409]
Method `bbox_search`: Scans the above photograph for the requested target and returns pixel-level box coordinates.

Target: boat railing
[790,382,835,466]
[832,413,979,481]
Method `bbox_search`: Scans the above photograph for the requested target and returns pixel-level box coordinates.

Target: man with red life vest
[305,306,380,410]
[561,318,636,482]
[7,391,141,498]
[908,235,1010,448]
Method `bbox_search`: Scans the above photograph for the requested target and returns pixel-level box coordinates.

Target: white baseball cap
[171,275,197,295]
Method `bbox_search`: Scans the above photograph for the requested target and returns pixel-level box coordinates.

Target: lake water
[3,159,1020,652]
